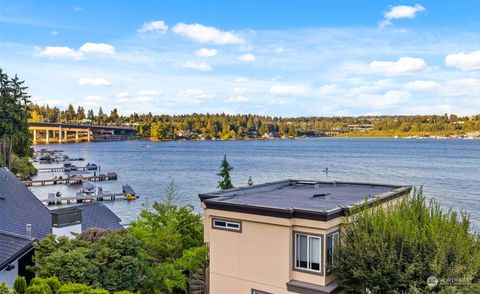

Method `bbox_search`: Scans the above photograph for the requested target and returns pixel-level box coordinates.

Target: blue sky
[1,0,479,116]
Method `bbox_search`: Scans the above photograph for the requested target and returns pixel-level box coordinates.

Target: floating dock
[36,166,96,173]
[41,184,136,206]
[22,173,118,186]
[41,193,127,205]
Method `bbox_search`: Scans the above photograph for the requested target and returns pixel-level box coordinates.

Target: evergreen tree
[14,276,27,294]
[217,154,234,190]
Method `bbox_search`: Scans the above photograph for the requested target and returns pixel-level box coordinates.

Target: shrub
[56,283,90,294]
[14,276,27,294]
[0,282,9,294]
[43,278,60,294]
[25,284,52,294]
[334,188,480,293]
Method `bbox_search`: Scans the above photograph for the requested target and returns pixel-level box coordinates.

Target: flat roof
[199,180,412,221]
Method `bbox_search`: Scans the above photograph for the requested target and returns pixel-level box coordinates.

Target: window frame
[326,230,340,275]
[211,218,242,233]
[251,289,272,294]
[292,231,324,275]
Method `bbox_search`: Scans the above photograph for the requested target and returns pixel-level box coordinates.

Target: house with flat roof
[199,179,411,294]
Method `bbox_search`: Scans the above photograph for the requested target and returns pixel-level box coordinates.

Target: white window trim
[212,218,241,232]
[294,233,322,273]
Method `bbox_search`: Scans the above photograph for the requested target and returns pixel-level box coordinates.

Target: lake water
[31,138,480,230]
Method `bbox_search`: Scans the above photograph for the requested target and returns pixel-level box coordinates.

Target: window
[327,232,340,274]
[295,233,322,273]
[251,290,271,294]
[212,218,241,232]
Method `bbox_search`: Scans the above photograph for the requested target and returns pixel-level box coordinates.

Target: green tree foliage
[0,282,9,294]
[14,276,27,294]
[217,154,234,190]
[28,102,480,140]
[31,230,143,292]
[129,189,207,293]
[334,188,480,293]
[0,68,36,176]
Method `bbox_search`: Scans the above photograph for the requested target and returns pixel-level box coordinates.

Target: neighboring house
[199,179,411,294]
[0,231,36,288]
[0,167,50,287]
[51,203,123,237]
[0,167,124,287]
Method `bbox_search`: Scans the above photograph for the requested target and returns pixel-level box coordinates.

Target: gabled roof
[52,203,123,232]
[0,168,52,239]
[0,231,35,271]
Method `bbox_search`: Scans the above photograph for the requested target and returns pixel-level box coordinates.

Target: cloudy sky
[1,0,479,116]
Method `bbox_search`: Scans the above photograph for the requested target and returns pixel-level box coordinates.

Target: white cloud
[195,48,218,57]
[180,61,212,71]
[227,96,250,103]
[137,20,168,34]
[315,84,345,96]
[78,78,111,86]
[445,50,480,71]
[442,78,480,96]
[347,90,411,108]
[269,84,310,96]
[138,90,162,96]
[134,96,154,102]
[405,80,439,91]
[50,30,59,36]
[79,42,115,55]
[176,89,213,99]
[274,46,284,54]
[380,4,426,28]
[117,92,129,98]
[173,23,245,45]
[84,95,105,101]
[239,53,255,62]
[233,87,257,95]
[234,77,249,83]
[35,46,84,60]
[370,57,427,75]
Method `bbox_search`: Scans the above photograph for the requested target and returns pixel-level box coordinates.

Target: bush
[56,283,90,294]
[25,284,52,294]
[334,188,480,293]
[0,282,9,294]
[14,276,27,294]
[43,278,60,294]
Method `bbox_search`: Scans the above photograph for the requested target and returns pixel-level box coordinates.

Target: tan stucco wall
[204,192,409,294]
[204,209,341,294]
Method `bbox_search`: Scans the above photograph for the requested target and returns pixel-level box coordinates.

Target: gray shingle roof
[0,231,35,271]
[0,168,52,239]
[52,203,123,232]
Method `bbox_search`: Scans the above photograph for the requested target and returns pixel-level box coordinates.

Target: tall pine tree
[217,154,234,190]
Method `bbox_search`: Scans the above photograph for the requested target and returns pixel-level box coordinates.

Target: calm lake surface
[31,138,480,230]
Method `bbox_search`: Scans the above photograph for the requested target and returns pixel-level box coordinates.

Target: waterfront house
[0,167,124,287]
[199,179,411,294]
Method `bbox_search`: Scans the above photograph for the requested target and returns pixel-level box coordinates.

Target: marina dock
[36,166,95,173]
[22,173,118,186]
[41,193,127,205]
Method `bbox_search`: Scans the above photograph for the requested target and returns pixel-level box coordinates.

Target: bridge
[29,122,135,144]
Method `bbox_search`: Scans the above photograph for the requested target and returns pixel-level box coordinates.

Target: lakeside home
[199,180,411,294]
[0,167,124,287]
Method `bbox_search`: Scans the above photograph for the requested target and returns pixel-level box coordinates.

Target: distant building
[51,203,123,237]
[199,179,411,294]
[0,167,124,287]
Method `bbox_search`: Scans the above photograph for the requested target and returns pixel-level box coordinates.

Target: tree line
[30,103,480,140]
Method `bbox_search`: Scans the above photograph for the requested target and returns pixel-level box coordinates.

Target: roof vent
[26,224,32,238]
[313,193,330,199]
